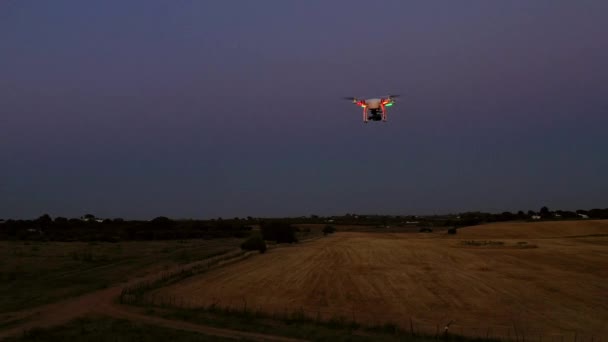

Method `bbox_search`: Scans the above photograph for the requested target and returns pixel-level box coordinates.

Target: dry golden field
[154,220,608,340]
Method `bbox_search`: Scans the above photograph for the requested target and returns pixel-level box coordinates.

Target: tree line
[0,215,253,242]
[1,207,607,241]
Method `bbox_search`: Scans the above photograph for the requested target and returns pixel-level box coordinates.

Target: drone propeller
[387,94,400,98]
[343,96,359,103]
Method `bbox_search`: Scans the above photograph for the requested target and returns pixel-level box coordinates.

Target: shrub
[323,225,336,235]
[241,235,267,253]
[447,228,457,235]
[261,221,298,243]
[419,227,432,233]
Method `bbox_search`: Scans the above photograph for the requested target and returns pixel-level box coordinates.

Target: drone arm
[381,104,387,121]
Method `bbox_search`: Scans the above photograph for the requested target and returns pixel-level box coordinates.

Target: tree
[150,216,173,228]
[540,206,550,218]
[54,217,69,228]
[261,221,298,243]
[241,234,267,253]
[323,225,336,235]
[556,210,577,218]
[36,214,53,228]
[498,211,514,221]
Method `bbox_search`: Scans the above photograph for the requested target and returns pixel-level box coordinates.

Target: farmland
[1,220,607,341]
[0,238,241,313]
[152,220,608,339]
[2,316,238,342]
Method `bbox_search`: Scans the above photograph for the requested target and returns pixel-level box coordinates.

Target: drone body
[344,95,399,123]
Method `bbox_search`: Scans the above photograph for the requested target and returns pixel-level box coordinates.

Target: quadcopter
[344,95,400,123]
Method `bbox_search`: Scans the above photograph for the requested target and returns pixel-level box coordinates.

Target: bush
[241,235,267,253]
[261,221,298,243]
[419,227,432,233]
[447,228,457,235]
[323,225,336,235]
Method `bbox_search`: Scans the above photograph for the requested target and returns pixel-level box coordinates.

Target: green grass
[2,316,240,342]
[119,250,251,305]
[0,239,241,313]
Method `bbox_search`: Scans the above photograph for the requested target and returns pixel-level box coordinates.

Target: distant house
[531,215,542,220]
[578,214,589,219]
[80,215,104,223]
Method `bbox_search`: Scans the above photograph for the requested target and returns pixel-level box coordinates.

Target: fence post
[410,317,414,336]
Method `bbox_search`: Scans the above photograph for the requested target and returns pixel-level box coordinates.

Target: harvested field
[154,220,608,340]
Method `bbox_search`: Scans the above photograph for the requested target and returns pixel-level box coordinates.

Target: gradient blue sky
[1,1,607,219]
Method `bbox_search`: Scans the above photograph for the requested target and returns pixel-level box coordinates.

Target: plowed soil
[155,220,608,339]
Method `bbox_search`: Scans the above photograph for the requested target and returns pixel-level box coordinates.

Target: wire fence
[139,294,602,342]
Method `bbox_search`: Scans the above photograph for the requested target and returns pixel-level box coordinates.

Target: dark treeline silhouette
[0,215,253,242]
[315,207,608,227]
[1,207,607,241]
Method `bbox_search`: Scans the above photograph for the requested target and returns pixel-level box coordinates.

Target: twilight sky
[1,1,607,219]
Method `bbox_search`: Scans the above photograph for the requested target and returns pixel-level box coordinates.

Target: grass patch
[0,239,241,312]
[119,250,251,305]
[514,241,538,249]
[136,304,499,342]
[460,241,505,247]
[459,240,538,249]
[2,316,237,342]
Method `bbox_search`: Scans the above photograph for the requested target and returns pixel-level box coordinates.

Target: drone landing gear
[381,104,387,122]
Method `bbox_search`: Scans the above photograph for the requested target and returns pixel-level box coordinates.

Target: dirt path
[0,250,306,342]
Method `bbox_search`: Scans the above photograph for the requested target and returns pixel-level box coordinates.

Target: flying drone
[344,95,400,123]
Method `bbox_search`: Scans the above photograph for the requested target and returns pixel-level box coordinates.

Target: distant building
[532,215,542,220]
[578,214,589,219]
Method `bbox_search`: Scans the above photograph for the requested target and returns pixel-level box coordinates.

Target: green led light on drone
[385,103,393,107]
